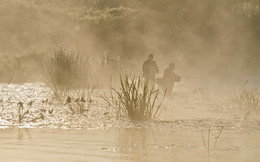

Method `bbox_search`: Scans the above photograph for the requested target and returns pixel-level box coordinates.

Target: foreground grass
[105,76,165,120]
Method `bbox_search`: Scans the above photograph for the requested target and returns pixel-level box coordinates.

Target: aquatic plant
[4,73,14,88]
[17,101,31,123]
[233,81,259,120]
[16,100,47,123]
[233,81,259,110]
[64,95,89,115]
[193,88,209,100]
[65,96,74,115]
[42,48,87,96]
[201,126,224,150]
[72,85,95,103]
[105,76,165,120]
[30,113,45,122]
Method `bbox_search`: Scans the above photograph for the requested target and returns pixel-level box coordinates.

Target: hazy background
[0,0,259,84]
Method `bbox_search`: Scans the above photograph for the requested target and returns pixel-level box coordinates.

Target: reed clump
[107,76,165,120]
[42,48,87,95]
[233,81,259,120]
[233,81,259,110]
[201,126,224,150]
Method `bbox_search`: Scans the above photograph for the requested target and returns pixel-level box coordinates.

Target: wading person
[161,63,181,96]
[142,54,159,86]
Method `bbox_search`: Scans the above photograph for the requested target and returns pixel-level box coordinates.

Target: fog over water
[0,0,259,84]
[0,1,260,162]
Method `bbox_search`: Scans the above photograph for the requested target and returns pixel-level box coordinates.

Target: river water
[0,79,260,161]
[0,127,259,162]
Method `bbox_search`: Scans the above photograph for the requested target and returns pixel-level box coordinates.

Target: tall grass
[200,126,224,150]
[42,48,87,95]
[233,81,259,120]
[233,81,259,110]
[106,76,165,120]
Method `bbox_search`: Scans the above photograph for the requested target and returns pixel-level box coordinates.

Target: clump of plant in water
[17,101,45,124]
[42,48,87,96]
[201,126,224,150]
[233,81,259,109]
[64,96,88,115]
[193,88,209,100]
[104,76,165,120]
[233,80,259,120]
[63,86,96,115]
[17,102,29,124]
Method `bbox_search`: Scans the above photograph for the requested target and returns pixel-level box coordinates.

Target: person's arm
[163,69,167,78]
[173,73,181,82]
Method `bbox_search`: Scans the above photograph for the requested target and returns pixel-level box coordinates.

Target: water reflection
[117,128,154,161]
[17,128,32,141]
[116,127,203,162]
[0,127,258,162]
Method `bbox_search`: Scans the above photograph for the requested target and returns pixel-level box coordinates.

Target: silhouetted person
[142,54,159,86]
[162,63,181,95]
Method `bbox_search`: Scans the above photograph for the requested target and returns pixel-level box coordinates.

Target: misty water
[1,0,260,161]
[0,79,260,162]
[0,127,259,162]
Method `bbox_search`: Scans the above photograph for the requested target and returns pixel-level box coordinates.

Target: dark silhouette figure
[157,63,180,95]
[142,54,159,86]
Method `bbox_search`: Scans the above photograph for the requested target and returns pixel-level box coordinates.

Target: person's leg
[143,74,149,84]
[169,84,173,94]
[150,77,156,88]
[165,83,173,96]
